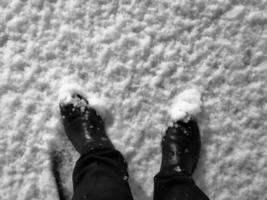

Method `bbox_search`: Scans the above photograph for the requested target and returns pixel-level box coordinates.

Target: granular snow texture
[0,0,267,200]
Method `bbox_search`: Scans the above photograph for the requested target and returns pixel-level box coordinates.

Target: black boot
[59,93,114,155]
[160,118,201,177]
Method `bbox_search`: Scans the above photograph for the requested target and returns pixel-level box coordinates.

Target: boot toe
[161,118,201,176]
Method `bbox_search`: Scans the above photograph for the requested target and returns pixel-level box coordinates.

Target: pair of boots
[59,94,210,200]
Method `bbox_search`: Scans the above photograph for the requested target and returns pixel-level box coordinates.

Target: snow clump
[169,88,202,121]
[58,84,114,127]
[58,84,88,105]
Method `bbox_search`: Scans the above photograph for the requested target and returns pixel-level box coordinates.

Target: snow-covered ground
[1,0,267,199]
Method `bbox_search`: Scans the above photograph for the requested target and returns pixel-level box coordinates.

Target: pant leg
[72,148,134,200]
[153,171,210,200]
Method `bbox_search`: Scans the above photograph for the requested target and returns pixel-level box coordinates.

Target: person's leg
[59,93,133,200]
[154,173,209,200]
[72,148,133,200]
[153,119,210,200]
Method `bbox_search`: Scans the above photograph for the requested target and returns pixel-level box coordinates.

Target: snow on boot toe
[58,85,114,155]
[169,88,202,121]
[59,94,89,122]
[163,87,203,176]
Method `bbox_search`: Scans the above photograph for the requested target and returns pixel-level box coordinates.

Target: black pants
[72,148,210,200]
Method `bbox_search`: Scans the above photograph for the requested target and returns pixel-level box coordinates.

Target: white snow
[169,88,202,121]
[58,83,114,127]
[223,5,246,20]
[0,1,267,200]
[88,95,114,127]
[58,83,88,105]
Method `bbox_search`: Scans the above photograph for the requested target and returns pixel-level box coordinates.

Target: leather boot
[59,94,114,155]
[160,119,201,176]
